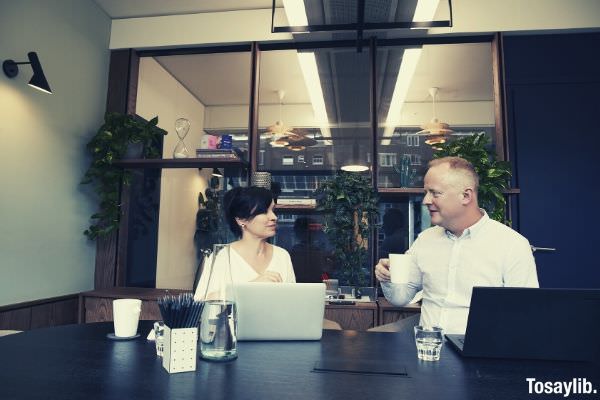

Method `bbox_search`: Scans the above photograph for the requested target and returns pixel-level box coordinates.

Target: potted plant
[432,132,512,222]
[194,176,231,255]
[81,112,167,239]
[315,172,379,287]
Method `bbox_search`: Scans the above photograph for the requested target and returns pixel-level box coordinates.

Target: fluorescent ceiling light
[284,0,331,143]
[283,0,308,26]
[382,48,422,145]
[381,0,439,144]
[412,0,441,26]
[297,52,332,141]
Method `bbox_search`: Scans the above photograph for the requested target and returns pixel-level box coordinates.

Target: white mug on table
[113,298,142,337]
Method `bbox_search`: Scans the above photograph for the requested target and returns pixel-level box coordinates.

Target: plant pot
[124,142,144,159]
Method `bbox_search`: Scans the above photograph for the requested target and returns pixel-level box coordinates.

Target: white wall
[0,0,111,305]
[136,57,209,290]
[110,9,291,49]
[109,0,600,50]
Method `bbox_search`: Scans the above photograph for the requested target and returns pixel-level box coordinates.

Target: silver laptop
[234,282,325,341]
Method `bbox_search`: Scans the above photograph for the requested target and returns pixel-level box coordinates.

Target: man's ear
[462,188,476,205]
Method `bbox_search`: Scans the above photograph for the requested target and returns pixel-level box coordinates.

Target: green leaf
[81,112,164,240]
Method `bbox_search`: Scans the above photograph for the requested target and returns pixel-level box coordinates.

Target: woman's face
[237,201,278,239]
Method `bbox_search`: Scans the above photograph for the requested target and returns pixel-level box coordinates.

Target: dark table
[1,321,598,400]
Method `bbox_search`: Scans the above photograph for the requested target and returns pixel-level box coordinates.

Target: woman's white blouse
[194,245,296,300]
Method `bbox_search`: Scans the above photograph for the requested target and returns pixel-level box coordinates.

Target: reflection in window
[257,48,371,173]
[379,153,397,167]
[380,175,393,188]
[411,154,421,165]
[273,175,329,198]
[273,213,335,283]
[407,135,420,147]
[378,196,426,259]
[376,42,496,188]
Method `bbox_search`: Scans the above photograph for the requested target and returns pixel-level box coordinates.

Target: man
[375,157,538,334]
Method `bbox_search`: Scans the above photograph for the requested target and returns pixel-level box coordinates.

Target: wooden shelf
[378,188,425,194]
[275,204,318,213]
[378,187,521,195]
[113,157,248,169]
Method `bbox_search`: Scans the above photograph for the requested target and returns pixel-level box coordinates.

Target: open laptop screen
[234,282,325,341]
[458,287,600,361]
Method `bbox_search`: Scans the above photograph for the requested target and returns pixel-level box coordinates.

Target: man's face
[422,164,467,231]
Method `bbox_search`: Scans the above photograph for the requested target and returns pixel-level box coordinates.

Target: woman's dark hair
[223,186,274,237]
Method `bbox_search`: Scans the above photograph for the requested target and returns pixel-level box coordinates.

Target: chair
[367,314,420,333]
[322,318,342,330]
[0,330,23,337]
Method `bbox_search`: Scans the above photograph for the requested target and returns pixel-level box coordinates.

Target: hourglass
[173,118,191,158]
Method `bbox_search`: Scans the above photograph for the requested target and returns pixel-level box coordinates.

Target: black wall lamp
[3,52,52,94]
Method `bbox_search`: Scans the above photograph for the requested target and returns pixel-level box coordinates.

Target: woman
[195,186,295,300]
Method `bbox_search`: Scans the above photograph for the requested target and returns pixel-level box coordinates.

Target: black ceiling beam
[356,0,365,53]
[271,0,453,34]
[273,20,452,33]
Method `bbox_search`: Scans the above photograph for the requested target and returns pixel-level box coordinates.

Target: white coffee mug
[389,254,415,284]
[113,299,142,337]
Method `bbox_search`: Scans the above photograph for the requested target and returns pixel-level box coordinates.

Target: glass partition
[375,42,497,189]
[258,46,374,285]
[257,46,373,184]
[122,38,499,290]
[130,51,251,289]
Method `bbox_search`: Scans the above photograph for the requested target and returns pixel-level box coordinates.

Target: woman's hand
[374,258,391,282]
[251,271,283,283]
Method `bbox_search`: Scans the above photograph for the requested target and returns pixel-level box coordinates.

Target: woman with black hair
[194,186,295,299]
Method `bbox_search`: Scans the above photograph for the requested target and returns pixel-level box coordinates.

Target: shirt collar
[445,209,489,239]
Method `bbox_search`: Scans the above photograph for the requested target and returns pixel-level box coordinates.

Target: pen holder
[162,326,198,374]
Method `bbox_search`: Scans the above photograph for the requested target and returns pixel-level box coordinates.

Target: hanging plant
[432,132,512,222]
[315,172,379,287]
[81,112,166,240]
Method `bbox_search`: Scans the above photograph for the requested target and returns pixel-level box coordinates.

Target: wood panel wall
[0,295,79,331]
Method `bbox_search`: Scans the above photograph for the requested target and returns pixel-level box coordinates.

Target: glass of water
[197,244,238,361]
[153,321,165,357]
[414,325,443,361]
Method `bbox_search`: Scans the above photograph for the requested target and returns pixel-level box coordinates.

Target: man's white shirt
[381,211,539,334]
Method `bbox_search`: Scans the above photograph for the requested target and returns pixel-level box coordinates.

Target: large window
[375,43,497,188]
[257,45,374,283]
[122,37,501,289]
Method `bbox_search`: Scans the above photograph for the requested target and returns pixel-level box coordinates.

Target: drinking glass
[197,244,238,361]
[414,326,443,361]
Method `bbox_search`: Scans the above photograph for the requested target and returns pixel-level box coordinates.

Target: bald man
[375,157,538,334]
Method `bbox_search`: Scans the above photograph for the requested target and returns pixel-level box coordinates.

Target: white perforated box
[162,326,198,373]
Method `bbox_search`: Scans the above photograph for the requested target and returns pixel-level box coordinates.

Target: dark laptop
[446,287,600,362]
